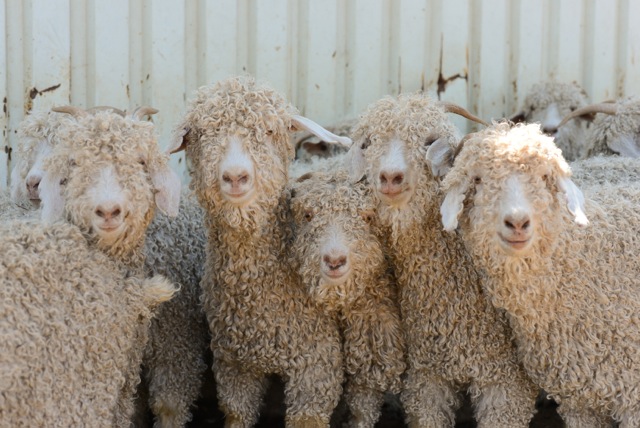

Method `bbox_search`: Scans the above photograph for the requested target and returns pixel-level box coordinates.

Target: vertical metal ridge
[85,0,96,107]
[128,0,142,109]
[294,0,308,115]
[581,0,594,98]
[615,0,629,98]
[141,0,151,106]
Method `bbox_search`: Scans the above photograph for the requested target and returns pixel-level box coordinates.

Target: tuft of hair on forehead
[352,91,458,150]
[291,170,374,215]
[451,122,571,176]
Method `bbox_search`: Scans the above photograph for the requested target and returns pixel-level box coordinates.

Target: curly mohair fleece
[10,109,73,206]
[43,110,181,426]
[516,81,590,161]
[14,108,206,427]
[582,96,640,158]
[142,191,209,428]
[176,76,343,427]
[0,190,34,221]
[0,220,176,427]
[570,155,640,188]
[441,122,640,427]
[290,171,406,427]
[351,92,537,428]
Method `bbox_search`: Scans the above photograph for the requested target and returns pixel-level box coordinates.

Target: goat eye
[266,130,274,136]
[138,158,146,166]
[59,178,68,186]
[68,159,77,167]
[304,210,314,222]
[361,137,371,150]
[474,176,482,185]
[424,136,439,147]
[570,106,577,112]
[542,174,549,181]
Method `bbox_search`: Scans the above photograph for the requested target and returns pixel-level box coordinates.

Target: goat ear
[608,134,640,158]
[151,164,181,217]
[290,115,352,147]
[557,176,589,226]
[167,127,190,154]
[40,171,66,225]
[440,182,469,231]
[347,142,367,183]
[425,138,453,178]
[9,159,27,202]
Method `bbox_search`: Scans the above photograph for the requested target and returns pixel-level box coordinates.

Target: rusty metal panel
[3,0,640,187]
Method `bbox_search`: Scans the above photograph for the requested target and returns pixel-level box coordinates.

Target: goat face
[440,123,587,262]
[291,174,383,310]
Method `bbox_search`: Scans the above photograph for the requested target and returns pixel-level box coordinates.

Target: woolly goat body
[290,171,406,427]
[440,122,640,427]
[174,76,344,427]
[0,220,176,426]
[351,93,537,427]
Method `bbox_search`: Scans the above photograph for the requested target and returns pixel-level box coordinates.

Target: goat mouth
[499,234,532,251]
[321,267,350,282]
[222,188,255,205]
[97,223,124,234]
[378,188,411,205]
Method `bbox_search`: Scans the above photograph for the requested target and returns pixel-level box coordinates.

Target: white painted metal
[2,0,640,187]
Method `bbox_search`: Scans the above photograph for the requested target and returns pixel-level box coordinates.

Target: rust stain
[126,84,130,98]
[26,84,62,113]
[436,35,467,100]
[3,97,6,115]
[4,145,12,162]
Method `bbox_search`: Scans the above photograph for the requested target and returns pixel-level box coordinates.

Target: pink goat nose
[323,255,347,271]
[222,170,251,186]
[380,171,404,186]
[504,214,531,232]
[26,176,40,193]
[95,204,123,221]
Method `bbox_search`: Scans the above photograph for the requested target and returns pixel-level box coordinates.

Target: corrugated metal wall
[2,0,639,188]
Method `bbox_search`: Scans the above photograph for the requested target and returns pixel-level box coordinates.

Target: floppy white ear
[166,126,190,154]
[40,171,66,225]
[347,143,368,183]
[440,182,469,231]
[291,115,352,147]
[151,164,182,217]
[557,176,589,226]
[425,138,453,178]
[608,134,640,158]
[9,160,26,202]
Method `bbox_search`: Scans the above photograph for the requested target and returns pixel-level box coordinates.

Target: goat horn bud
[439,101,489,126]
[52,106,88,118]
[558,103,618,128]
[129,106,159,121]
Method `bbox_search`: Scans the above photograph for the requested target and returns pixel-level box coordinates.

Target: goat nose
[323,254,347,270]
[222,169,251,185]
[504,214,531,232]
[95,204,123,221]
[380,171,404,186]
[26,176,40,192]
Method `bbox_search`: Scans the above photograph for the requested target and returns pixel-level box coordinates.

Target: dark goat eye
[304,210,314,222]
[138,158,146,166]
[60,178,68,186]
[361,137,371,150]
[474,177,482,185]
[424,136,439,147]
